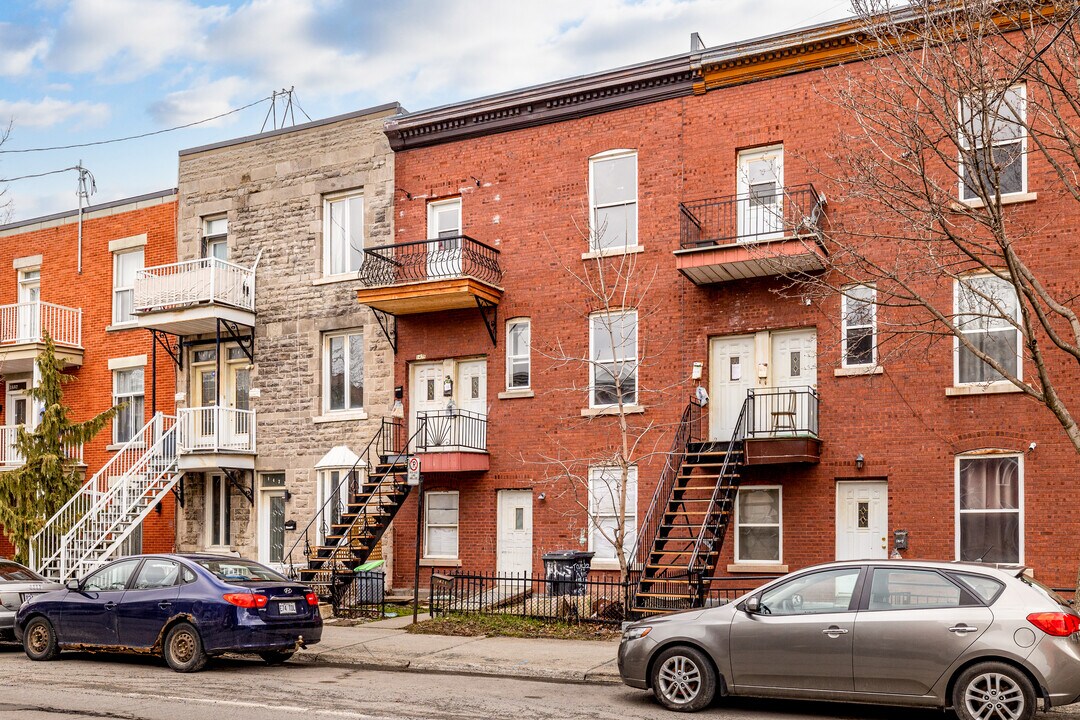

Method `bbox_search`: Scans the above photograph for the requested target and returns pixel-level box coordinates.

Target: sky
[0,0,855,224]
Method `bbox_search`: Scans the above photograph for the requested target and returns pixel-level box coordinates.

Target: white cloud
[0,97,110,129]
[147,76,250,126]
[0,23,48,77]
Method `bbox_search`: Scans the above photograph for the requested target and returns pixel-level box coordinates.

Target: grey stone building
[137,103,400,578]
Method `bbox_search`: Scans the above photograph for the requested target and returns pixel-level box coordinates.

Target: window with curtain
[424,491,459,558]
[590,310,638,407]
[955,275,1020,384]
[735,486,782,563]
[324,193,364,275]
[113,367,144,443]
[324,330,364,412]
[960,84,1026,201]
[958,455,1021,563]
[589,466,637,561]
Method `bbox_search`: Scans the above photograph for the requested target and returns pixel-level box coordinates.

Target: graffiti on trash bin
[545,558,592,597]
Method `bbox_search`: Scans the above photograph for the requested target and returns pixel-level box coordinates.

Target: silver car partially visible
[619,560,1080,719]
[0,560,61,640]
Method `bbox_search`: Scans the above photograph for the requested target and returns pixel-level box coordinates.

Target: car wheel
[23,617,60,661]
[651,645,717,712]
[259,650,295,666]
[952,662,1035,720]
[163,622,208,673]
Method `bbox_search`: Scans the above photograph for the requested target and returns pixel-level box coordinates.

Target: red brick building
[0,190,178,562]
[360,14,1080,598]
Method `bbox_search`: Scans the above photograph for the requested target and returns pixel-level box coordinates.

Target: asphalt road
[5,643,1080,720]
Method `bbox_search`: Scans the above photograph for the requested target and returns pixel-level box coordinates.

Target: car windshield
[194,559,287,583]
[0,561,42,581]
[1021,574,1073,609]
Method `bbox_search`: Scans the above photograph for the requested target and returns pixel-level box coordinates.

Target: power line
[0,94,274,154]
[0,165,82,182]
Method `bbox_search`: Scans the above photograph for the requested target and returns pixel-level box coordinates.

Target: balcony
[0,302,83,372]
[412,409,489,473]
[134,258,256,336]
[674,184,828,285]
[356,236,503,315]
[0,424,83,467]
[176,406,256,470]
[742,386,821,465]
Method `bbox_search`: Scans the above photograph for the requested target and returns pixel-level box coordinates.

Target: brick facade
[0,191,178,560]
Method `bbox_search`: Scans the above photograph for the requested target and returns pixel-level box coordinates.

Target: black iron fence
[360,235,503,287]
[416,409,487,452]
[745,386,819,438]
[429,569,771,625]
[680,184,825,248]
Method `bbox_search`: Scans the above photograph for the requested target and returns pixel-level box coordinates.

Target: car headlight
[623,626,652,641]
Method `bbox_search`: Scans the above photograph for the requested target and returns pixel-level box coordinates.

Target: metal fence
[333,570,387,619]
[415,409,487,452]
[745,386,819,438]
[360,235,503,288]
[679,184,824,248]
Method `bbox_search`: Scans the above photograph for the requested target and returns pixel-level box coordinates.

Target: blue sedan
[14,553,322,672]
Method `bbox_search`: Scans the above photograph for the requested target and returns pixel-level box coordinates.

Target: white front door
[737,146,784,240]
[17,269,39,341]
[4,381,28,465]
[769,328,817,434]
[427,199,462,278]
[457,359,487,415]
[836,481,888,560]
[497,490,533,575]
[411,361,446,448]
[259,488,286,567]
[225,358,251,448]
[709,335,755,441]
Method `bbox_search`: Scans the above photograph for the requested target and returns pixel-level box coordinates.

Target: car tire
[952,662,1035,720]
[650,645,717,712]
[23,617,60,661]
[163,622,208,673]
[259,650,295,665]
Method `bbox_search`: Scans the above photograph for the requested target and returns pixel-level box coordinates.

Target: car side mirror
[65,579,80,591]
[745,596,761,614]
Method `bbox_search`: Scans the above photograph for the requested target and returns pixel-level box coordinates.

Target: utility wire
[0,165,81,183]
[0,95,273,154]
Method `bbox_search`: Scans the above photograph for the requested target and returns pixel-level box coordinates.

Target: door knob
[104,601,117,610]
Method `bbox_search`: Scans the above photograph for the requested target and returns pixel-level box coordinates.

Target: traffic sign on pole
[406,456,421,485]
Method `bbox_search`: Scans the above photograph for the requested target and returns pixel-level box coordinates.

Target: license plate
[278,601,297,615]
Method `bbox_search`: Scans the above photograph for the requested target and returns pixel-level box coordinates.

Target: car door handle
[949,624,978,634]
[104,601,117,610]
[822,626,849,637]
[158,601,173,610]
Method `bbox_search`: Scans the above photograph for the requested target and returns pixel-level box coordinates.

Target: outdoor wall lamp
[537,493,546,501]
[284,489,292,502]
[443,375,454,397]
[283,520,297,532]
[855,453,865,470]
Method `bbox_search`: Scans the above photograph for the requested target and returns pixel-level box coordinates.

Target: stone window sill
[580,405,645,417]
[590,559,623,571]
[106,323,139,333]
[958,192,1037,209]
[727,563,788,573]
[312,274,361,287]
[581,245,645,261]
[420,557,462,567]
[834,365,883,377]
[945,384,1023,397]
[106,443,147,452]
[498,388,534,399]
[313,410,369,424]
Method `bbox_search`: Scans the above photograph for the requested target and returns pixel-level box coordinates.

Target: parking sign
[406,456,421,485]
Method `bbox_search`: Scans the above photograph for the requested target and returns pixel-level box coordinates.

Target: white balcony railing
[134,257,255,314]
[177,406,256,454]
[0,301,82,348]
[0,423,84,467]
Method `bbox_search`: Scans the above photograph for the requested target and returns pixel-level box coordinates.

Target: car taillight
[305,592,319,606]
[1027,612,1080,637]
[223,593,268,608]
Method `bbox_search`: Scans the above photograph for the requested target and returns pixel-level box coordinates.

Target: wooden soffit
[356,277,503,315]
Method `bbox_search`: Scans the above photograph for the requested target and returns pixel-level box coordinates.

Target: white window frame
[111,247,143,326]
[424,490,459,559]
[322,330,364,413]
[734,485,783,564]
[954,453,1024,564]
[589,309,638,408]
[506,318,531,390]
[953,274,1022,387]
[841,284,877,368]
[202,216,228,260]
[427,198,462,239]
[112,366,145,444]
[323,192,365,276]
[588,466,638,565]
[588,149,638,252]
[205,474,231,549]
[959,84,1027,201]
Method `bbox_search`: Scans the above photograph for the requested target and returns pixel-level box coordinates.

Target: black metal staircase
[631,399,749,615]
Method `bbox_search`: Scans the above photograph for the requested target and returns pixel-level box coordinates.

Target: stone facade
[173,105,399,579]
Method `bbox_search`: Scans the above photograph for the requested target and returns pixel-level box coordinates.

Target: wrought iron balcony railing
[0,301,82,348]
[415,409,487,452]
[680,184,825,249]
[360,235,502,288]
[745,386,819,438]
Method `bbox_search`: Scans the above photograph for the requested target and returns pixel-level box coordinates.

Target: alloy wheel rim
[964,672,1025,720]
[170,630,196,664]
[658,655,702,705]
[27,623,49,654]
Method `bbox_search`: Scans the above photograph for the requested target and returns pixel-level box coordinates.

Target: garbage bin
[542,551,595,596]
[354,570,386,605]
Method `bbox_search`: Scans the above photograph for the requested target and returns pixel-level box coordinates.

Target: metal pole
[151,333,157,415]
[412,474,424,625]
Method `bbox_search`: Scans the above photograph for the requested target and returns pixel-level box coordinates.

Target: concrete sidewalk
[293,614,622,684]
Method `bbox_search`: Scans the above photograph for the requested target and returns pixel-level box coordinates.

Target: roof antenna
[261,87,310,132]
[75,161,96,275]
[690,32,705,52]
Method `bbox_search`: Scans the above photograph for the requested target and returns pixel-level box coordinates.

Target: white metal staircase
[31,413,182,581]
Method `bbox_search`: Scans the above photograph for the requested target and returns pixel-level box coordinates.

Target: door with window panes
[17,269,39,341]
[190,346,249,451]
[737,146,784,240]
[427,199,462,279]
[259,473,287,567]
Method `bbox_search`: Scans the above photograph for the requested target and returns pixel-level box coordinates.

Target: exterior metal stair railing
[30,413,180,581]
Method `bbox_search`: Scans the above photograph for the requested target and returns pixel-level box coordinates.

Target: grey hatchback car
[619,560,1080,718]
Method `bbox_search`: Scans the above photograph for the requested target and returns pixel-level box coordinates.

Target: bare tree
[774,0,1080,452]
[531,221,682,583]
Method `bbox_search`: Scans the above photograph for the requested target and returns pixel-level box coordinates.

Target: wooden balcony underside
[744,436,821,465]
[356,278,503,314]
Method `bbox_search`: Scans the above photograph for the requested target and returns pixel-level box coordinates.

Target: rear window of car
[950,572,1005,605]
[1021,574,1073,609]
[0,562,42,581]
[194,559,287,583]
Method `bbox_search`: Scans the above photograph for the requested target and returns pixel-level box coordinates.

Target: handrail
[745,386,819,437]
[678,183,825,249]
[359,235,503,288]
[0,301,83,348]
[415,408,487,452]
[629,400,703,574]
[134,257,256,313]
